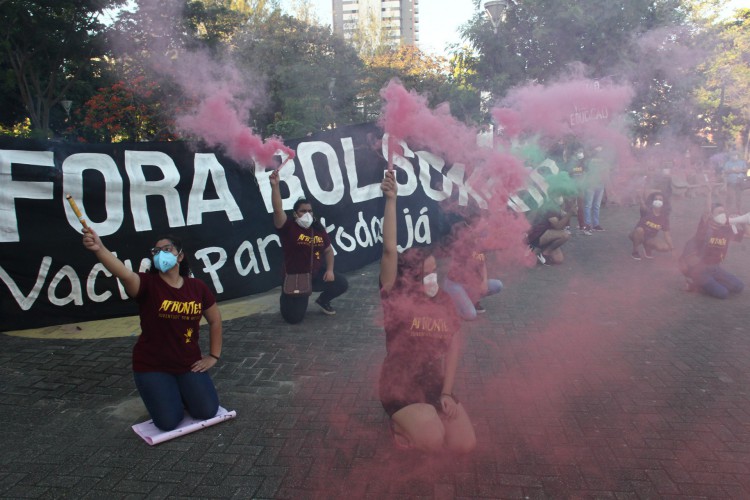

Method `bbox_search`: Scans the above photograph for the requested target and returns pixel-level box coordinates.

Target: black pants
[280,270,348,324]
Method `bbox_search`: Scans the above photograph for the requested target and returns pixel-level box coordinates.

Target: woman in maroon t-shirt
[629,191,674,260]
[82,230,223,431]
[269,169,348,323]
[378,170,476,454]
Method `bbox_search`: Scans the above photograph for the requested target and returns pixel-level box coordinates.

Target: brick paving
[2,193,750,499]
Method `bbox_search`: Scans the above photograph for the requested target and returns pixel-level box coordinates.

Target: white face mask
[296,212,313,229]
[422,272,439,298]
[652,199,664,209]
[713,213,728,225]
[576,152,584,160]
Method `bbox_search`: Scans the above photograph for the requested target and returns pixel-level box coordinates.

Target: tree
[696,8,750,152]
[458,0,704,144]
[0,0,127,136]
[358,45,446,120]
[77,76,179,142]
[233,11,364,138]
[462,0,688,96]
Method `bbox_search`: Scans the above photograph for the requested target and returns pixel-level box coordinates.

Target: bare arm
[549,213,570,230]
[440,332,463,419]
[380,171,398,291]
[192,303,223,372]
[323,246,335,281]
[269,170,287,229]
[82,227,140,298]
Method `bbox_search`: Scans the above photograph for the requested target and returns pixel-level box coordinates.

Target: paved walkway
[2,194,750,499]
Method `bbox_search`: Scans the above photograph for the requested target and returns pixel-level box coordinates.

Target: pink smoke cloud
[492,78,634,142]
[111,0,294,168]
[176,88,294,167]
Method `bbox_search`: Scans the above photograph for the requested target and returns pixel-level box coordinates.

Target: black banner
[1,123,494,331]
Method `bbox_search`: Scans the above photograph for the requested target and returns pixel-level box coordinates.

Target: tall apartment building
[332,0,419,47]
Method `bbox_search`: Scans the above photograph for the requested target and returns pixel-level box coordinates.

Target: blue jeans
[133,371,219,431]
[443,278,503,320]
[691,265,744,299]
[584,187,605,227]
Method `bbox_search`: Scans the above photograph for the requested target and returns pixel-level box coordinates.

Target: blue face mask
[153,251,178,273]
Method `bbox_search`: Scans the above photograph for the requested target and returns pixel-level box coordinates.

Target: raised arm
[82,227,140,298]
[269,170,287,229]
[380,170,398,291]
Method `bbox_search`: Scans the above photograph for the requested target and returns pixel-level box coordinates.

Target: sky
[279,0,750,57]
[279,0,479,57]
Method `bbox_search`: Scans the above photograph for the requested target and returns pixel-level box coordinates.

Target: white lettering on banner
[416,151,451,201]
[397,207,432,251]
[343,137,382,204]
[507,158,561,213]
[0,150,54,242]
[445,163,489,208]
[87,262,113,302]
[187,154,243,225]
[234,235,281,277]
[569,105,609,127]
[125,150,186,232]
[62,153,124,236]
[194,246,228,294]
[298,142,345,206]
[382,135,418,197]
[353,211,374,248]
[255,153,305,213]
[0,256,52,310]
[0,205,433,311]
[256,234,280,272]
[47,265,83,306]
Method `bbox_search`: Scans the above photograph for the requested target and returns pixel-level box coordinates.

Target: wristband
[209,354,220,361]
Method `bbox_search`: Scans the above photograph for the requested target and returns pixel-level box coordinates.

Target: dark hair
[293,197,311,212]
[149,234,191,277]
[396,245,434,285]
[291,197,325,231]
[711,202,724,212]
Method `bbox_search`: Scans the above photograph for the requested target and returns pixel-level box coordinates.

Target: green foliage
[0,0,127,135]
[233,10,364,138]
[694,7,750,151]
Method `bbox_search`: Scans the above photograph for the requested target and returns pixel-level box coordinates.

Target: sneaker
[643,247,654,259]
[536,253,548,265]
[593,225,605,231]
[474,302,486,314]
[583,226,593,236]
[315,298,336,315]
[631,251,641,261]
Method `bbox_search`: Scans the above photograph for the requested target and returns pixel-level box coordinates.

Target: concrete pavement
[2,192,750,499]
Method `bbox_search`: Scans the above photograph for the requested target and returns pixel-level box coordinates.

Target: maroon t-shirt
[378,281,461,413]
[277,218,331,274]
[636,208,670,239]
[699,223,743,265]
[132,272,216,374]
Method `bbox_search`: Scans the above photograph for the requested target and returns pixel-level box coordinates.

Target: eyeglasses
[150,244,177,256]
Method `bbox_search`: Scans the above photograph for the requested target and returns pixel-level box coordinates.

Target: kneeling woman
[629,191,673,260]
[82,230,222,431]
[377,170,476,454]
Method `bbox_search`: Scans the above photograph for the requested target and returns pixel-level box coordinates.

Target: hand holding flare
[66,194,88,230]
